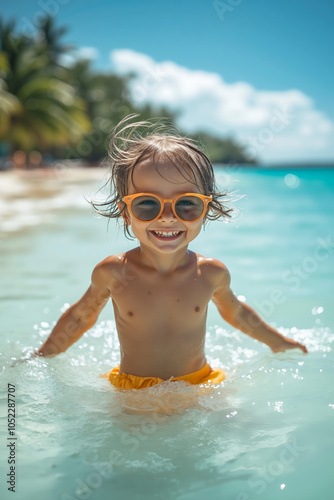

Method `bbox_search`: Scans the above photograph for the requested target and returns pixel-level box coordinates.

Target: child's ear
[117,202,130,225]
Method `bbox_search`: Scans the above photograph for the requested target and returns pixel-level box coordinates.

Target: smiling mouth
[150,230,183,240]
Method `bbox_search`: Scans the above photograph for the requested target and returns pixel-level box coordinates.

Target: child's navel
[195,306,200,312]
[127,311,134,317]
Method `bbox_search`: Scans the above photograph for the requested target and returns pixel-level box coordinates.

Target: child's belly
[117,322,208,379]
[112,291,210,378]
[119,349,208,379]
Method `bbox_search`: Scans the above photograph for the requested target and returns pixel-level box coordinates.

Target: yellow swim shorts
[101,363,225,390]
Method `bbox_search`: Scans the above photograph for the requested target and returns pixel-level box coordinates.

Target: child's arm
[36,264,111,357]
[211,264,308,354]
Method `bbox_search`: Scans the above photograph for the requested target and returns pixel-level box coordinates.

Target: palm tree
[0,17,91,155]
[38,15,73,67]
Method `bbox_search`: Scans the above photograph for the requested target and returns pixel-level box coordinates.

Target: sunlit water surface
[0,167,333,500]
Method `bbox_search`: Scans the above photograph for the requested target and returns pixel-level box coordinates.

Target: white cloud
[77,47,99,60]
[59,47,99,67]
[110,49,334,163]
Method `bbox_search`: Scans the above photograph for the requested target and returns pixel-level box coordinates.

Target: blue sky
[2,0,333,163]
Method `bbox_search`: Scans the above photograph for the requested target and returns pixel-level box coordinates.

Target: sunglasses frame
[122,192,212,223]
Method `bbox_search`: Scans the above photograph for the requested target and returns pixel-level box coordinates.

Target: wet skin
[37,158,308,377]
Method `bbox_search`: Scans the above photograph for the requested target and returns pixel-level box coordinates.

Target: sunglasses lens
[131,196,161,221]
[175,196,204,221]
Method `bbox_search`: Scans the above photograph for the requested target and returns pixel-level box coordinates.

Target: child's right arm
[36,263,111,357]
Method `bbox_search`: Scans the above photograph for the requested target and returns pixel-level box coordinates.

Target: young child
[36,115,308,389]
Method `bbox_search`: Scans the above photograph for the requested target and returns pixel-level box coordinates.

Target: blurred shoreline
[1,161,333,176]
[1,162,333,200]
[0,166,108,196]
[0,167,109,236]
[1,163,333,237]
[1,158,334,175]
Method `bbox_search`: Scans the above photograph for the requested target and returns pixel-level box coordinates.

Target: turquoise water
[0,167,333,500]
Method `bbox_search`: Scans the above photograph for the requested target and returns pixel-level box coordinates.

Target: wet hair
[91,114,233,238]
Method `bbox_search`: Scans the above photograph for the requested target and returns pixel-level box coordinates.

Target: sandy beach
[0,167,109,235]
[0,167,108,198]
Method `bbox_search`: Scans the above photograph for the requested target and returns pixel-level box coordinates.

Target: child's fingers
[272,340,308,354]
[10,358,27,368]
[290,341,308,354]
[299,343,308,354]
[10,351,39,367]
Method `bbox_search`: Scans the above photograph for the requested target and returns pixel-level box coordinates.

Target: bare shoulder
[91,253,128,292]
[196,253,231,290]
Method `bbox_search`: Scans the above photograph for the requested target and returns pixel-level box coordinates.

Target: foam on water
[1,318,333,500]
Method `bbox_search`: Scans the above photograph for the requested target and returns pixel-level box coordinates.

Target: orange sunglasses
[122,192,212,222]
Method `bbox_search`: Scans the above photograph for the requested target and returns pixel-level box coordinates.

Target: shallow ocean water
[0,167,333,500]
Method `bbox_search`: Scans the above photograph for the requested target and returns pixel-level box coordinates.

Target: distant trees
[0,15,256,165]
[0,17,91,157]
[191,132,255,165]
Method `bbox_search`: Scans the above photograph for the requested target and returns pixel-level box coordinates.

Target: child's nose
[159,202,176,221]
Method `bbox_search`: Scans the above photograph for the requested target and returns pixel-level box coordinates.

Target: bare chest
[111,269,213,328]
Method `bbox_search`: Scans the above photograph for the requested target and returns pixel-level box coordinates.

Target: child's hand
[10,350,39,367]
[270,337,308,354]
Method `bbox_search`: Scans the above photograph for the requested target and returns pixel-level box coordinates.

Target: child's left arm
[211,264,308,354]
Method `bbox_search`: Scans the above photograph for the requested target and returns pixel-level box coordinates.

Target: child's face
[124,158,206,254]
